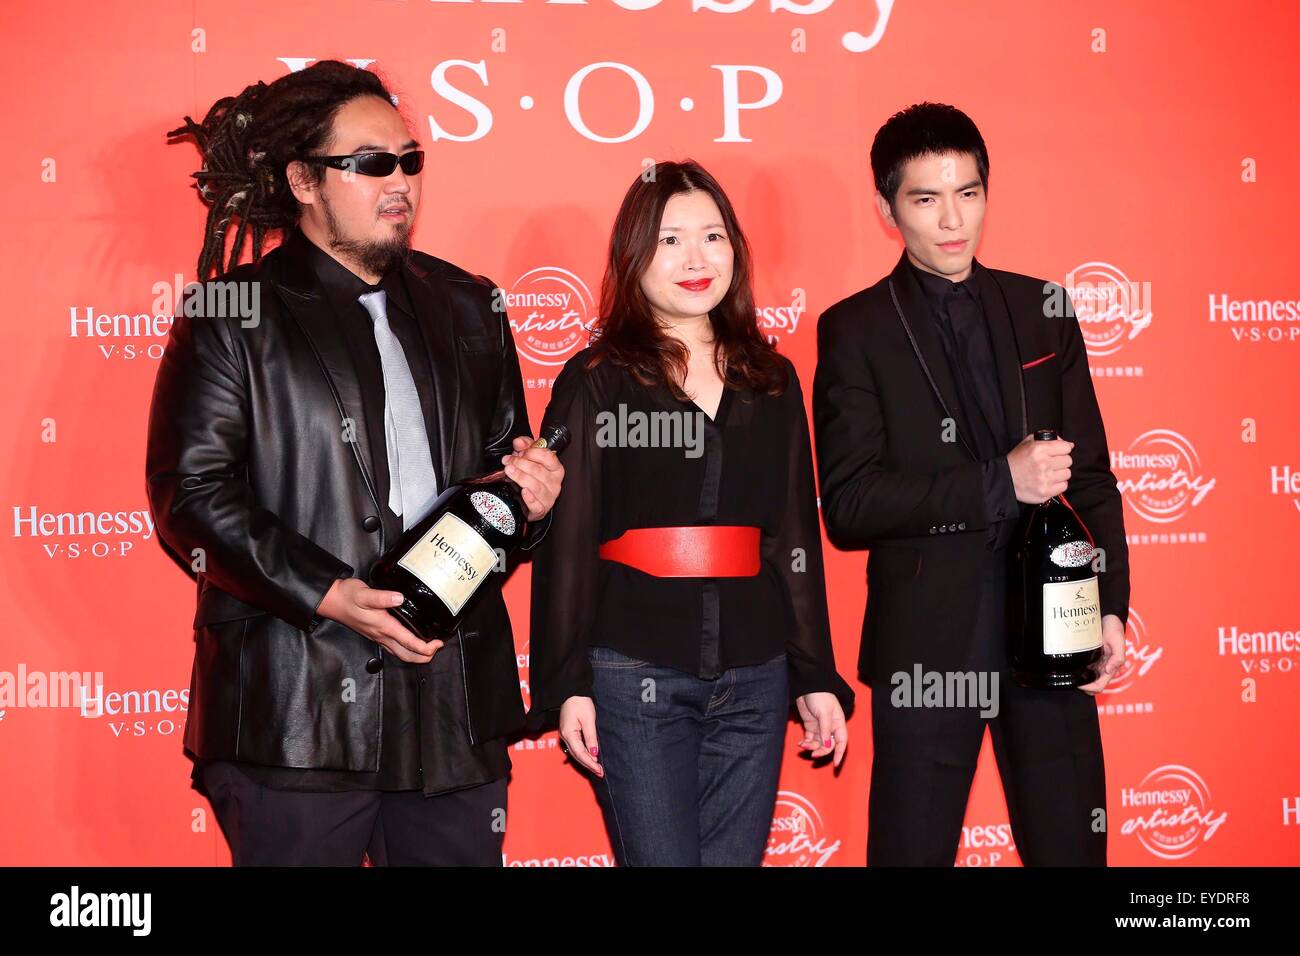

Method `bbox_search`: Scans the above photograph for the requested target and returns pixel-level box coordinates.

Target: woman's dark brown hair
[167,60,398,280]
[588,160,788,399]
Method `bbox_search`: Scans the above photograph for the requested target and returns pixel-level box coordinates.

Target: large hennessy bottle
[370,425,570,640]
[1009,429,1104,688]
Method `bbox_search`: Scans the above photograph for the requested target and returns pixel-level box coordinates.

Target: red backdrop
[1,0,1298,866]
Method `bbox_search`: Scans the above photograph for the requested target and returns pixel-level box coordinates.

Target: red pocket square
[1021,352,1056,369]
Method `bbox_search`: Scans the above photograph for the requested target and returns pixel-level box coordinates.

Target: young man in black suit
[813,103,1129,866]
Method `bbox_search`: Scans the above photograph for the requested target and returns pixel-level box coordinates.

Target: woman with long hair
[528,160,853,866]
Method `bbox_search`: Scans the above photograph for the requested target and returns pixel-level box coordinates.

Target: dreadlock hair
[167,60,398,280]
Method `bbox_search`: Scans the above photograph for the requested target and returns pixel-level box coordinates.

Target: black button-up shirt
[526,349,855,729]
[209,229,510,796]
[904,257,1019,548]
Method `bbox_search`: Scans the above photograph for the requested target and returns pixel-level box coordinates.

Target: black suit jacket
[813,251,1129,685]
[146,228,548,771]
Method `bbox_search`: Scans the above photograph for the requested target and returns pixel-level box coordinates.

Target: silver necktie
[357,289,439,530]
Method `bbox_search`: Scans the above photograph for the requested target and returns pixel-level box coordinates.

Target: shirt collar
[905,254,983,307]
[293,226,414,319]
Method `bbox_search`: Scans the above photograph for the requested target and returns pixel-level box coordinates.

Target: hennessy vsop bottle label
[398,512,499,614]
[1042,577,1103,654]
[1009,427,1105,688]
[371,423,570,639]
[1042,534,1102,654]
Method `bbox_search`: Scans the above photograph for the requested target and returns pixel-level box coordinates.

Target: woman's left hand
[795,692,848,768]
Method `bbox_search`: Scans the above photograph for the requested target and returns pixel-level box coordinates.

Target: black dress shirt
[904,257,1020,548]
[200,230,510,796]
[526,349,855,729]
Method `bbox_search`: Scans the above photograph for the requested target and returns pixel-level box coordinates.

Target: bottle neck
[468,467,515,487]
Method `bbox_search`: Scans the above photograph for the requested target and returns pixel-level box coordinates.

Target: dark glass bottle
[1009,429,1104,688]
[370,424,570,639]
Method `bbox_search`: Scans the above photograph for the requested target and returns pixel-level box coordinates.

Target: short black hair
[870,102,989,209]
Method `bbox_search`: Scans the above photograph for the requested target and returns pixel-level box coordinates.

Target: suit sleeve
[982,456,1019,523]
[525,355,601,731]
[812,307,990,547]
[1055,285,1131,626]
[478,275,552,552]
[145,306,353,632]
[766,368,855,714]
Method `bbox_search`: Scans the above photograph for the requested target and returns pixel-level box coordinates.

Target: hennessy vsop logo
[1268,464,1300,515]
[1207,291,1300,344]
[12,505,155,560]
[69,307,173,340]
[1052,592,1099,620]
[431,531,478,580]
[755,288,807,342]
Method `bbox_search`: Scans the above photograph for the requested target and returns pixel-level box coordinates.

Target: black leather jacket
[146,228,548,770]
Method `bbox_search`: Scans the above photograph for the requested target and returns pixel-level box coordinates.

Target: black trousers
[197,761,507,866]
[867,550,1107,866]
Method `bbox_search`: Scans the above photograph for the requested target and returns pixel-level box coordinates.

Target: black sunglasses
[303,150,425,177]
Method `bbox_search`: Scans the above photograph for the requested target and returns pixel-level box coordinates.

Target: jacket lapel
[971,261,1029,446]
[274,230,382,510]
[885,251,978,459]
[885,251,1029,459]
[401,257,461,489]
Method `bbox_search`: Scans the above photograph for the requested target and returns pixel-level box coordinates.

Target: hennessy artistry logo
[501,268,597,368]
[1120,765,1227,860]
[1063,262,1153,358]
[1104,608,1163,695]
[765,791,841,866]
[1112,429,1216,524]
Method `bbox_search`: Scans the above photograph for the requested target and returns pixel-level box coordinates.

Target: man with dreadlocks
[146,60,564,865]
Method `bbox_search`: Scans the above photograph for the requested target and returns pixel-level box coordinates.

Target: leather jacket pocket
[192,583,271,628]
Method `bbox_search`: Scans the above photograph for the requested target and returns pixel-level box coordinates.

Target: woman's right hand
[558,696,603,777]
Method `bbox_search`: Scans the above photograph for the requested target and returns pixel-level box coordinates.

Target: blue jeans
[586,645,789,866]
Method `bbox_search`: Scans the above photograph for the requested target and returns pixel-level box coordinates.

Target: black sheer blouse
[526,348,854,730]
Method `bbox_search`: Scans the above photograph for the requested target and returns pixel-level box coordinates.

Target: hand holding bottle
[368,425,571,640]
[1008,432,1073,503]
[500,434,565,521]
[1076,615,1127,696]
[316,577,444,663]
